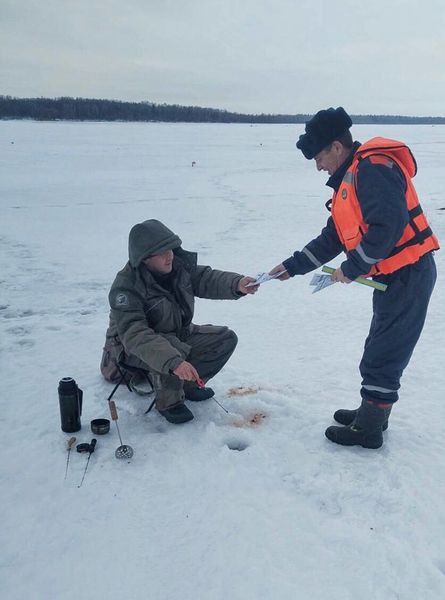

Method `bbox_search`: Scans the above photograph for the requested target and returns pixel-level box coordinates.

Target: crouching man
[101,219,258,424]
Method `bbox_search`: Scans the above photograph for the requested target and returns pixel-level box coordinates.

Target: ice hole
[226,439,249,451]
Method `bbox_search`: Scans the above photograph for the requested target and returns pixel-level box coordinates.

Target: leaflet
[310,273,336,293]
[245,271,287,287]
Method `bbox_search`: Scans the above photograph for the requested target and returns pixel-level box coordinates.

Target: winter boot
[159,403,194,424]
[333,406,391,431]
[184,385,215,402]
[325,400,390,449]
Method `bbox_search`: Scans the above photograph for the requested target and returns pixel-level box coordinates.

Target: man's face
[143,249,174,274]
[314,142,347,176]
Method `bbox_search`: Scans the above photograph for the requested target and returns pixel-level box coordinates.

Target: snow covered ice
[1,121,444,600]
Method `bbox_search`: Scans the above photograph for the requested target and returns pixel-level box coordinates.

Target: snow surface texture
[1,121,444,600]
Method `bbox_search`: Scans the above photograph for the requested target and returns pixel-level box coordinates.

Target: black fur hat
[296,107,352,159]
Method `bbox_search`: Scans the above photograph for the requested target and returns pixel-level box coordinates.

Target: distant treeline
[1,95,444,124]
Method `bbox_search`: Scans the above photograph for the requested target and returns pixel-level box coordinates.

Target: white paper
[310,273,336,293]
[245,270,287,287]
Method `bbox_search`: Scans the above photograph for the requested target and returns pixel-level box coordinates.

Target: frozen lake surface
[1,120,444,599]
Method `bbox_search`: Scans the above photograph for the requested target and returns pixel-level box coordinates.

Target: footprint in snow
[6,325,30,336]
[16,339,35,349]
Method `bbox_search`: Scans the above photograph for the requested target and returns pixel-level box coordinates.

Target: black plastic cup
[91,418,110,435]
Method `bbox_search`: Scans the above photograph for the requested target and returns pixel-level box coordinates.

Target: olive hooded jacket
[103,220,243,376]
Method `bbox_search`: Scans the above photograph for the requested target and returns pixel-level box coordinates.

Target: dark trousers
[147,325,238,410]
[360,252,437,404]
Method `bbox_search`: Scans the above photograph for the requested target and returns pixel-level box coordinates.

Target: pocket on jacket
[144,298,167,324]
[100,336,124,382]
[343,226,361,246]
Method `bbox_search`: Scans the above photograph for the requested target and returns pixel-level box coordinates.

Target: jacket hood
[128,220,182,267]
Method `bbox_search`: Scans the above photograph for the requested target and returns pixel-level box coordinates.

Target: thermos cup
[58,377,83,432]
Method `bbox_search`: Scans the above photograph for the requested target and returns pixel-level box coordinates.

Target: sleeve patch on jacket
[115,293,129,307]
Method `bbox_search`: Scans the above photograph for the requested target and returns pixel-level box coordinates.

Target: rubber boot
[159,403,194,424]
[325,400,390,449]
[184,385,215,402]
[333,406,391,431]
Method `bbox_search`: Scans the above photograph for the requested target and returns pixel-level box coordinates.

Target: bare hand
[330,268,351,283]
[238,276,259,295]
[269,263,290,281]
[173,361,200,382]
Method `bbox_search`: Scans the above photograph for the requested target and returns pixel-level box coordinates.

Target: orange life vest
[331,137,439,276]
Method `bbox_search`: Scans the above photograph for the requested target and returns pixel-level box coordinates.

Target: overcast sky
[1,0,444,116]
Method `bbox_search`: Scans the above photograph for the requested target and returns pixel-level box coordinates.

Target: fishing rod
[64,436,76,481]
[77,439,97,488]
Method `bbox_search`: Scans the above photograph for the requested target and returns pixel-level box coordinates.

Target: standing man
[270,107,439,449]
[101,219,258,424]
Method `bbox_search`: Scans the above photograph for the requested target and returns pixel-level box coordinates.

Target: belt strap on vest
[387,205,432,257]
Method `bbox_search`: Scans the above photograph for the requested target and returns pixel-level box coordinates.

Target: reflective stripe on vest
[331,137,440,276]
